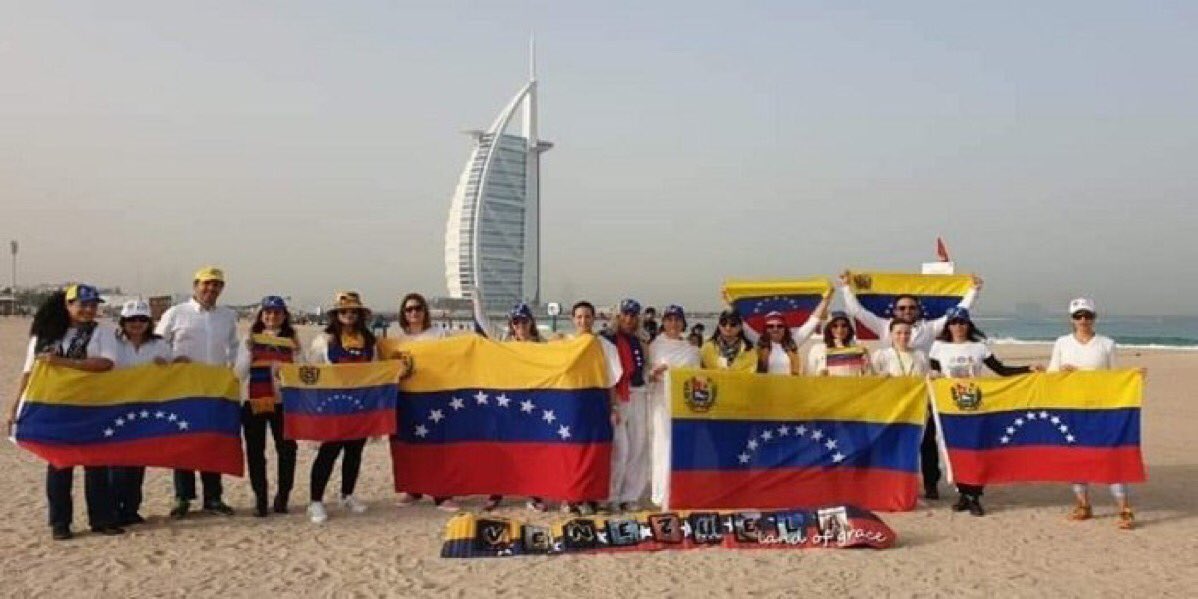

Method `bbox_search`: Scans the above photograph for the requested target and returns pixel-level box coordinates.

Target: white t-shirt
[871,347,930,377]
[1047,334,1116,372]
[99,330,173,368]
[928,341,992,378]
[765,343,793,375]
[648,335,702,371]
[396,327,449,342]
[22,324,116,374]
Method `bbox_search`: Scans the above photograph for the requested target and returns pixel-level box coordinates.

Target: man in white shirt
[155,266,239,518]
[839,271,983,354]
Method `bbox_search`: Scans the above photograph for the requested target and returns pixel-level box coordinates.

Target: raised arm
[838,271,888,335]
[929,275,983,337]
[792,291,831,342]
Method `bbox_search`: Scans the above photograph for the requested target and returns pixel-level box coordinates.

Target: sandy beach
[2,317,1195,597]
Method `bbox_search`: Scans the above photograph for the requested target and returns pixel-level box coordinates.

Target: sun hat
[330,291,370,314]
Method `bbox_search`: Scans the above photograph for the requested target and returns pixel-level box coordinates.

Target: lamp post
[9,240,16,294]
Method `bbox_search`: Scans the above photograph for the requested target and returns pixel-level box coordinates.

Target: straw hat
[329,291,370,315]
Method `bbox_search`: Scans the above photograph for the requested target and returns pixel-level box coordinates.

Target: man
[839,270,983,354]
[600,299,651,511]
[156,266,240,517]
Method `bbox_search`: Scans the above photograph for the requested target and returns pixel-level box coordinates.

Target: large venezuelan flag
[723,279,830,337]
[848,272,972,339]
[931,371,1146,485]
[278,361,403,441]
[669,369,927,512]
[388,335,613,502]
[14,362,243,475]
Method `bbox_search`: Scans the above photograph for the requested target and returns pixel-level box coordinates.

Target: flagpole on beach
[9,240,16,296]
[924,377,954,484]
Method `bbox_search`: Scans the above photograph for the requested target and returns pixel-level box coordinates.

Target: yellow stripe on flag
[669,368,927,425]
[722,278,831,303]
[848,272,973,296]
[382,335,609,392]
[22,362,239,407]
[278,361,404,390]
[930,370,1143,415]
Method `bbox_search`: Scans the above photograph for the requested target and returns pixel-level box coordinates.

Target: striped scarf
[248,333,298,414]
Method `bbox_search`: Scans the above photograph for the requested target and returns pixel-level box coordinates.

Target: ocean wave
[990,336,1198,351]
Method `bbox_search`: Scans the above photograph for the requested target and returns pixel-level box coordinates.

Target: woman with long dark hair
[927,307,1042,515]
[393,292,459,512]
[700,310,756,372]
[6,285,123,540]
[233,296,302,517]
[306,291,377,524]
[806,311,872,377]
[756,311,803,375]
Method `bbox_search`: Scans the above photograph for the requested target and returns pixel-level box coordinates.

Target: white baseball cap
[1068,297,1096,316]
[120,300,153,319]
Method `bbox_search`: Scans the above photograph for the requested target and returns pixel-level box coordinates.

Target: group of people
[5,266,1138,540]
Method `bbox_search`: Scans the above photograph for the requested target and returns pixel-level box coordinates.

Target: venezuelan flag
[389,335,612,502]
[14,362,243,475]
[669,369,928,512]
[848,272,972,339]
[278,361,403,441]
[723,279,830,337]
[931,371,1146,485]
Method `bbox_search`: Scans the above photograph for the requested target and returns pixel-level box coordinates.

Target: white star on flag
[824,439,838,450]
[1065,434,1075,443]
[557,425,571,439]
[178,421,190,431]
[1039,411,1049,419]
[542,410,556,423]
[155,411,165,419]
[473,391,488,405]
[1014,418,1024,426]
[139,410,149,419]
[496,394,512,407]
[449,397,464,411]
[1006,426,1016,435]
[168,414,178,422]
[520,400,535,413]
[414,424,429,438]
[738,453,750,464]
[761,430,773,441]
[778,425,789,436]
[127,411,136,420]
[831,452,846,463]
[429,409,444,423]
[115,418,125,427]
[1000,436,1010,444]
[1050,416,1061,424]
[103,428,115,437]
[795,425,808,436]
[747,439,759,450]
[1059,424,1069,433]
[1026,412,1036,420]
[811,429,824,441]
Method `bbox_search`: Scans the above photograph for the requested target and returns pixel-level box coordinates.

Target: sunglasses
[719,320,741,327]
[1072,312,1095,321]
[894,305,919,312]
[337,309,360,317]
[512,317,531,324]
[124,316,151,323]
[829,322,850,329]
[765,323,785,330]
[947,319,970,326]
[403,305,425,313]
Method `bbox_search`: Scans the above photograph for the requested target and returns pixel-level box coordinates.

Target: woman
[233,296,302,517]
[1048,298,1136,530]
[871,321,930,377]
[483,303,547,512]
[392,292,459,512]
[6,285,123,540]
[806,311,873,377]
[700,310,757,372]
[307,291,377,524]
[927,307,1041,515]
[107,300,178,526]
[755,312,803,375]
[647,305,701,507]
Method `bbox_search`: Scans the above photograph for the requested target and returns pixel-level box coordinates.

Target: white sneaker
[341,495,368,514]
[308,502,328,524]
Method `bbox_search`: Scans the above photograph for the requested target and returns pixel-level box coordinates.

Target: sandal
[1117,508,1135,530]
[1068,504,1092,521]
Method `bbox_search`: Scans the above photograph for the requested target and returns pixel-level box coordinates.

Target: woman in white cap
[928,307,1041,514]
[483,303,548,512]
[105,299,178,526]
[1049,298,1136,529]
[307,291,377,524]
[233,296,302,517]
[647,304,700,507]
[393,292,459,512]
[6,285,124,540]
[806,311,873,377]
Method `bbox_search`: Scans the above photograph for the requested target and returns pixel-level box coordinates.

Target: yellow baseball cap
[194,266,225,283]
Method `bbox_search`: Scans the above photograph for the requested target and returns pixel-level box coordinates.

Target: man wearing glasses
[838,270,983,354]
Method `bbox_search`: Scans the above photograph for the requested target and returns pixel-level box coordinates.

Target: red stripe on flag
[855,318,880,341]
[285,411,396,441]
[670,468,919,512]
[947,446,1146,485]
[18,433,244,476]
[391,441,611,502]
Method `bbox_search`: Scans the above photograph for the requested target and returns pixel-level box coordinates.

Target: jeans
[310,439,367,502]
[241,403,297,503]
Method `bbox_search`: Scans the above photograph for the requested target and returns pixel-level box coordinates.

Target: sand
[2,317,1196,597]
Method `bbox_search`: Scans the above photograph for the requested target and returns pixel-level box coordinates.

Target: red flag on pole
[936,237,950,262]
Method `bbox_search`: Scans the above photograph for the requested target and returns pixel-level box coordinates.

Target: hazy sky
[2,1,1195,314]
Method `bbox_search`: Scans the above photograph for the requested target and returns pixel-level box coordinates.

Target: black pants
[47,465,114,530]
[109,466,145,521]
[174,469,223,503]
[310,439,366,502]
[922,416,985,497]
[241,404,297,503]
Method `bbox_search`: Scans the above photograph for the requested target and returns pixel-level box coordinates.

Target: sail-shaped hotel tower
[444,50,552,314]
